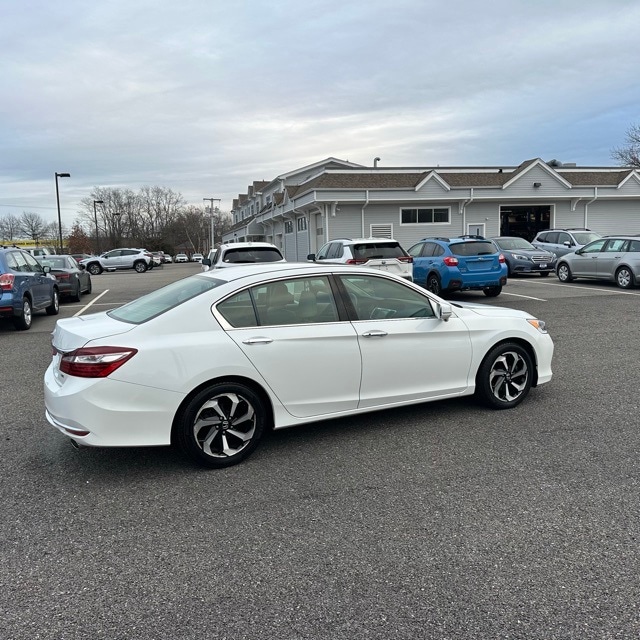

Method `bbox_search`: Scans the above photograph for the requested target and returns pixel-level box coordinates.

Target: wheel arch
[477,337,539,388]
[615,263,637,285]
[170,375,276,445]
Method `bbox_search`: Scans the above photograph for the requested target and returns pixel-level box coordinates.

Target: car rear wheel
[615,266,633,289]
[475,342,533,409]
[46,289,59,315]
[426,274,442,295]
[13,297,32,330]
[88,263,102,275]
[176,382,266,468]
[483,286,502,297]
[557,263,573,282]
[134,261,147,273]
[85,279,92,294]
[70,282,81,302]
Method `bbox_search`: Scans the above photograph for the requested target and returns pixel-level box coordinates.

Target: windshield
[108,275,224,324]
[495,238,535,251]
[573,232,601,244]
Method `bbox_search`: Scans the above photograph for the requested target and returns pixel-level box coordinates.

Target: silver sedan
[556,236,640,288]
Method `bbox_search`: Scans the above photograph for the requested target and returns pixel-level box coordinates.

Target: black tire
[557,263,573,282]
[539,271,550,277]
[13,297,32,330]
[85,278,92,295]
[134,261,147,273]
[70,282,81,302]
[483,286,502,297]
[475,342,533,409]
[426,273,442,296]
[615,266,634,289]
[46,289,60,315]
[176,382,266,468]
[88,263,102,276]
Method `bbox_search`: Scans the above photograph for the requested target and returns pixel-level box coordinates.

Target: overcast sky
[1,0,638,228]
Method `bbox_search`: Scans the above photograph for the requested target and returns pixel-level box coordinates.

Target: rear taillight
[398,256,413,263]
[346,259,368,265]
[499,253,506,263]
[0,273,15,290]
[443,256,459,266]
[59,346,138,378]
[56,273,70,281]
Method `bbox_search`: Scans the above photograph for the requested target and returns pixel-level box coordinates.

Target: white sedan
[44,263,554,468]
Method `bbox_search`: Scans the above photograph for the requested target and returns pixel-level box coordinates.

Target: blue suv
[0,246,59,330]
[407,236,508,297]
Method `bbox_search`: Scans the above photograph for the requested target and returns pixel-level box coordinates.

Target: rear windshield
[222,247,283,263]
[352,243,407,259]
[108,275,224,324]
[450,241,497,257]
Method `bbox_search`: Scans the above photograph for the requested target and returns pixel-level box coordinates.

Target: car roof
[219,241,280,249]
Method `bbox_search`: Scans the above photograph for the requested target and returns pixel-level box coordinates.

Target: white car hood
[52,312,135,351]
[452,301,532,320]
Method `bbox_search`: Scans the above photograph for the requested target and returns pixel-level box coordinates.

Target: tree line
[1,185,233,255]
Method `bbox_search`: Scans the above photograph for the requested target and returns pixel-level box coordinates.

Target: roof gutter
[460,188,474,233]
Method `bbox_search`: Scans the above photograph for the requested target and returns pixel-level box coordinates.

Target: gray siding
[588,200,640,235]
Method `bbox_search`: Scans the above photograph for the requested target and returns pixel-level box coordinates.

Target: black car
[0,246,59,330]
[37,255,92,301]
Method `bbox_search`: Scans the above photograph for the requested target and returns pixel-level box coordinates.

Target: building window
[297,217,307,231]
[285,221,293,234]
[401,207,450,224]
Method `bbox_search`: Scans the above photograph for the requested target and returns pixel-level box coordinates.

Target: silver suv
[307,238,413,280]
[531,228,602,258]
[80,248,153,275]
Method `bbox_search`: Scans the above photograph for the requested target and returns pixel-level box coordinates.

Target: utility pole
[203,198,221,252]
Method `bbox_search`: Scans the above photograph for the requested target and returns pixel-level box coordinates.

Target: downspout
[584,187,597,228]
[460,188,474,234]
[361,190,369,237]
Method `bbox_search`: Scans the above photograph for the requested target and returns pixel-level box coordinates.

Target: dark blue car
[0,246,59,330]
[407,236,508,297]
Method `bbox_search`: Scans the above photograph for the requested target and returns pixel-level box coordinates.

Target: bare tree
[19,211,47,242]
[611,124,640,167]
[0,213,21,242]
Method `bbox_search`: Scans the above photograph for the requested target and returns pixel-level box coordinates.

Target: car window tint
[604,239,626,252]
[407,243,425,257]
[217,290,258,327]
[352,243,407,259]
[108,275,224,324]
[432,244,445,257]
[339,274,434,321]
[23,252,43,272]
[557,233,571,245]
[326,243,343,259]
[5,251,20,270]
[249,276,338,326]
[545,232,558,243]
[629,240,640,252]
[223,247,283,263]
[581,239,606,254]
[13,251,30,272]
[315,243,330,259]
[449,241,496,257]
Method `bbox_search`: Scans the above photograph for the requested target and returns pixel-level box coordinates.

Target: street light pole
[55,172,71,254]
[203,198,221,252]
[93,200,104,254]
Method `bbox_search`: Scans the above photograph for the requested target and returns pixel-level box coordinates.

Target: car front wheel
[175,382,266,468]
[475,342,533,409]
[13,297,32,330]
[616,266,633,289]
[88,263,102,275]
[557,263,573,282]
[134,261,147,273]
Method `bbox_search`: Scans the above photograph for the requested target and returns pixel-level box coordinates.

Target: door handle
[242,337,274,345]
[362,330,388,338]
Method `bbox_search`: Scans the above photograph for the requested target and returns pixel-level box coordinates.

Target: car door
[407,241,432,285]
[101,250,122,269]
[16,251,51,309]
[338,274,473,408]
[570,239,606,278]
[595,239,626,280]
[216,275,362,418]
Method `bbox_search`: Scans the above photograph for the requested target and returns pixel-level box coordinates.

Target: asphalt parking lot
[1,266,639,639]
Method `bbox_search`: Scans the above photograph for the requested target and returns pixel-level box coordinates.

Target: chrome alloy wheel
[192,392,257,459]
[488,351,529,403]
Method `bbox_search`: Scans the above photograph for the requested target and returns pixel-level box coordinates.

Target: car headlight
[527,318,548,333]
[512,253,530,261]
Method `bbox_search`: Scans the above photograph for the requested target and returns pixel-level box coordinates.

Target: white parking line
[73,290,110,317]
[501,291,547,301]
[518,280,640,296]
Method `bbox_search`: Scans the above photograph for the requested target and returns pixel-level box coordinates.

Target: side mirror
[307,253,316,261]
[563,241,571,247]
[435,301,453,322]
[42,265,51,274]
[202,258,211,267]
[78,263,86,270]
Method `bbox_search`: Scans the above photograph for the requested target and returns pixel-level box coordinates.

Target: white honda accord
[44,263,554,468]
